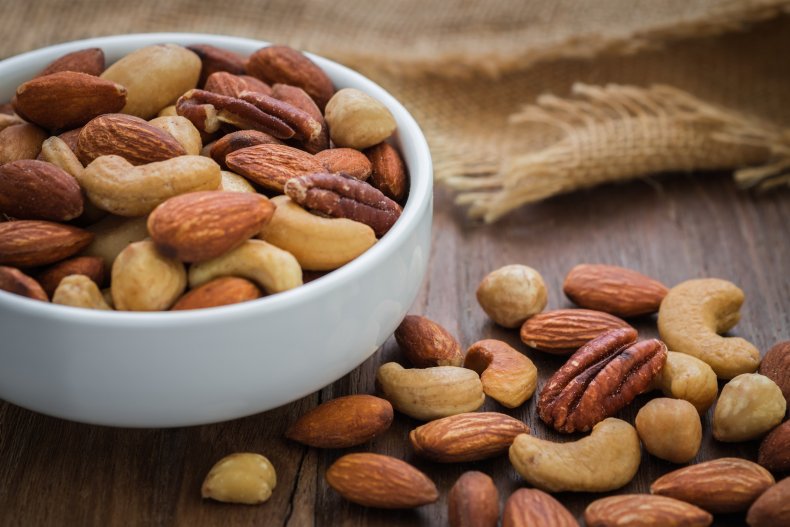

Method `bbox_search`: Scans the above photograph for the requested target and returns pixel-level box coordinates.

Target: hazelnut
[713,373,786,442]
[635,398,701,463]
[476,264,547,328]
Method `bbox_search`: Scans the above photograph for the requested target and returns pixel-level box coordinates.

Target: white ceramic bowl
[0,33,432,427]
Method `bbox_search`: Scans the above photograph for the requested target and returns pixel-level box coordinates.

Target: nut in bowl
[0,33,432,427]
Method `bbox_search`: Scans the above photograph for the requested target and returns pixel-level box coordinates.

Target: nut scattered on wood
[585,494,712,527]
[746,476,790,527]
[759,340,790,402]
[394,315,463,367]
[201,453,276,505]
[448,471,499,527]
[713,373,785,442]
[464,339,538,408]
[649,351,719,413]
[563,263,668,317]
[758,420,790,473]
[520,308,633,354]
[635,398,701,463]
[503,488,579,527]
[477,264,548,328]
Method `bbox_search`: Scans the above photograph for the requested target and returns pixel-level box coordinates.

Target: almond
[0,220,93,267]
[650,457,775,513]
[147,190,275,263]
[0,123,48,164]
[39,48,105,77]
[758,420,790,472]
[563,264,669,317]
[204,71,271,98]
[171,276,261,310]
[209,129,283,168]
[246,45,334,110]
[759,341,790,402]
[448,471,499,527]
[285,394,393,448]
[13,71,127,131]
[365,142,408,202]
[36,256,106,297]
[520,308,633,354]
[585,494,712,527]
[747,477,790,527]
[225,143,323,192]
[315,148,372,180]
[186,44,247,87]
[409,412,529,462]
[394,314,464,367]
[0,265,48,301]
[0,160,83,221]
[325,453,438,509]
[503,488,578,527]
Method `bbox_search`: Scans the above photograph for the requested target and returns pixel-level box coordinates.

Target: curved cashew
[259,196,376,271]
[649,351,719,413]
[219,170,256,193]
[52,274,112,310]
[201,453,276,505]
[40,136,84,179]
[376,362,485,421]
[464,339,538,408]
[80,155,221,216]
[111,241,186,311]
[509,417,641,492]
[658,278,759,379]
[149,115,202,155]
[188,239,302,294]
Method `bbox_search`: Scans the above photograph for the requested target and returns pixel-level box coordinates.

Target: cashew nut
[259,196,376,271]
[80,155,221,216]
[157,105,178,117]
[111,240,186,311]
[188,239,302,294]
[658,278,759,379]
[376,362,485,421]
[39,136,84,179]
[509,417,641,492]
[635,398,701,463]
[81,215,150,268]
[476,265,548,328]
[650,351,719,413]
[52,274,112,310]
[713,373,786,442]
[149,115,202,155]
[201,453,276,505]
[463,339,537,408]
[219,171,256,193]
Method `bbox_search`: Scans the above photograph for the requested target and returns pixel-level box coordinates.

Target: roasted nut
[187,44,247,87]
[649,351,718,413]
[563,263,668,317]
[0,159,83,221]
[111,240,186,311]
[448,471,499,527]
[148,115,202,155]
[394,315,463,367]
[225,143,323,192]
[503,488,579,527]
[315,148,372,180]
[210,130,283,168]
[713,373,785,442]
[538,328,666,433]
[37,256,105,297]
[0,123,48,164]
[39,136,85,179]
[157,105,178,117]
[651,458,775,513]
[760,341,790,402]
[39,48,105,77]
[747,476,790,527]
[520,308,633,354]
[52,274,112,310]
[77,113,187,165]
[326,453,437,509]
[758,420,790,472]
[477,264,548,328]
[376,362,485,421]
[0,220,93,267]
[219,171,257,193]
[464,339,538,408]
[81,215,150,267]
[201,453,276,505]
[0,265,48,301]
[285,394,393,448]
[258,196,376,271]
[409,412,529,462]
[635,398,701,463]
[364,142,408,202]
[509,417,641,492]
[0,113,24,133]
[658,278,760,379]
[325,88,396,149]
[270,82,328,153]
[171,277,261,311]
[204,71,270,98]
[239,90,322,142]
[585,495,712,527]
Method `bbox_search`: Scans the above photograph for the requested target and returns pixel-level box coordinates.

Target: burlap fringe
[442,84,790,223]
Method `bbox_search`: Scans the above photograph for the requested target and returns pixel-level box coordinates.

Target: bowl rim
[0,32,433,326]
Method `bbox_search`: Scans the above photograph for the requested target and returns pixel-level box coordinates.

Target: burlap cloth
[2,0,789,218]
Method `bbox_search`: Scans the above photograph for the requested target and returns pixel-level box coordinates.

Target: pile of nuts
[200,262,789,526]
[0,43,408,310]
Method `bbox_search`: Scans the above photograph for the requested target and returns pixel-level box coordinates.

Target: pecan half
[284,172,402,237]
[538,328,667,433]
[271,83,329,153]
[239,90,322,142]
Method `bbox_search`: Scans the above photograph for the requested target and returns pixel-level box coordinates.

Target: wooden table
[1,175,787,526]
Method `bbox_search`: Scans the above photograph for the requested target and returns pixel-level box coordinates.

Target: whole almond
[651,458,775,513]
[503,488,578,527]
[13,71,127,130]
[326,453,438,509]
[187,44,247,86]
[409,412,529,462]
[171,276,261,310]
[0,220,93,267]
[365,142,408,202]
[225,143,323,192]
[394,315,463,367]
[520,308,633,354]
[246,45,334,110]
[315,148,372,180]
[37,256,105,298]
[758,420,790,472]
[564,264,669,317]
[0,160,83,221]
[78,113,186,166]
[0,265,48,301]
[204,71,271,98]
[585,494,712,527]
[759,341,790,402]
[0,123,48,164]
[147,191,275,263]
[285,394,393,448]
[448,471,499,527]
[39,48,105,77]
[747,477,790,527]
[210,129,283,168]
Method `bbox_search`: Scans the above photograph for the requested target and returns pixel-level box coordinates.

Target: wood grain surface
[0,175,788,526]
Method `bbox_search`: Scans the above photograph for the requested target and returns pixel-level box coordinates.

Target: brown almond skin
[0,123,48,164]
[204,71,272,98]
[0,265,48,301]
[285,394,393,448]
[758,420,790,472]
[326,453,438,509]
[13,71,127,131]
[365,142,408,202]
[394,314,463,367]
[503,488,579,527]
[147,191,275,263]
[225,143,324,192]
[315,148,372,180]
[36,256,105,298]
[759,341,790,402]
[747,477,790,527]
[0,220,93,267]
[409,412,529,462]
[0,160,83,221]
[210,129,283,168]
[651,458,775,513]
[585,494,712,527]
[520,308,633,354]
[187,44,247,87]
[564,263,669,317]
[39,48,105,77]
[171,276,261,310]
[448,471,499,527]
